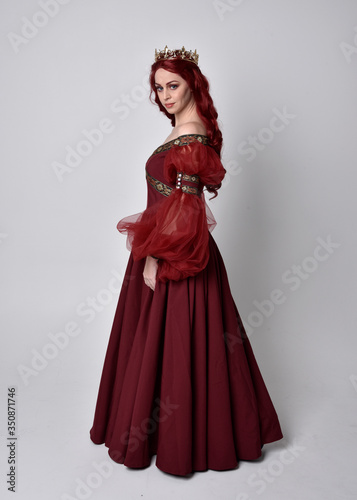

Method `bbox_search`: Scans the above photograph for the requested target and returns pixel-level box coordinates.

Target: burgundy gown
[89,134,283,476]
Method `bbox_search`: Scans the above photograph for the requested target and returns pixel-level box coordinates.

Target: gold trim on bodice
[150,134,210,157]
[146,170,201,197]
[146,134,208,197]
[146,170,173,197]
[181,173,199,184]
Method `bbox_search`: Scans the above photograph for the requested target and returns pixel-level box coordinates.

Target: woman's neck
[174,101,200,128]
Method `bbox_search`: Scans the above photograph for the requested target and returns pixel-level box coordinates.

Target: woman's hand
[143,256,159,291]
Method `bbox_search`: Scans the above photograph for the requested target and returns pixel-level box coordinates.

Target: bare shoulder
[175,121,207,137]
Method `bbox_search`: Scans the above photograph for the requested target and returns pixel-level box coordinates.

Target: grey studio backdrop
[1,1,356,499]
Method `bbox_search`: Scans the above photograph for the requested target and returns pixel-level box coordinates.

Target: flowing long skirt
[90,235,283,476]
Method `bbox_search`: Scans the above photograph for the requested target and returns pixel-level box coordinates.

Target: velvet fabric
[90,134,283,476]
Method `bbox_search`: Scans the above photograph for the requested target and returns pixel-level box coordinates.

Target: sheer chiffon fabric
[90,134,283,476]
[117,139,225,281]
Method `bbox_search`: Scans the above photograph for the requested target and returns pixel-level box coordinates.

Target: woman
[90,46,283,476]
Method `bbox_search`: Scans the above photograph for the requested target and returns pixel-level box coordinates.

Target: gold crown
[154,45,199,66]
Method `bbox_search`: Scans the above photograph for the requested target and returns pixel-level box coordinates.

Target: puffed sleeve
[117,141,226,282]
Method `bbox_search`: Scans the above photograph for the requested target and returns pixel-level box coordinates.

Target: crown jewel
[154,45,199,66]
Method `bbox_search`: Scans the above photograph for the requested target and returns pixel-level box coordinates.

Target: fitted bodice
[145,134,210,208]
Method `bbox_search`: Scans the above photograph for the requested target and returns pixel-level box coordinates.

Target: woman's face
[154,68,194,115]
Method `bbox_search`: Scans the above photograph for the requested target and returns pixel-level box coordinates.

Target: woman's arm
[118,141,225,283]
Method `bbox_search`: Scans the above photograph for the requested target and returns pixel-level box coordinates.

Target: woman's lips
[165,103,174,108]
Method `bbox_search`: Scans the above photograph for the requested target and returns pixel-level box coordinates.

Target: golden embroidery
[150,134,210,157]
[181,173,199,184]
[146,169,201,197]
[146,170,173,197]
[176,171,201,194]
[147,135,206,197]
[182,185,200,195]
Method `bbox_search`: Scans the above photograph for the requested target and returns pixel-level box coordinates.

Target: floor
[1,307,356,500]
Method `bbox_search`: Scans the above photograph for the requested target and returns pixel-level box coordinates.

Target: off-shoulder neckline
[150,134,210,157]
[160,133,208,148]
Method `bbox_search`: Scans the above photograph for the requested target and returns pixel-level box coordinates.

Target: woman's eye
[156,84,177,92]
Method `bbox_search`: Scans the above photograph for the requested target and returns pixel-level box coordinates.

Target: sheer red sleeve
[117,141,226,282]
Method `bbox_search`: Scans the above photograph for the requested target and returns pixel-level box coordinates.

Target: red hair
[149,58,223,158]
